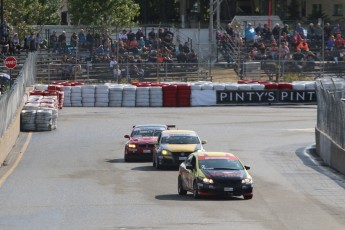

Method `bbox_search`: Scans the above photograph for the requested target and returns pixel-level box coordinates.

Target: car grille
[214,179,242,187]
[172,152,193,161]
[138,144,155,148]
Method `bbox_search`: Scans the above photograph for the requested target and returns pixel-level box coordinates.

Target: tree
[68,0,140,30]
[4,0,61,43]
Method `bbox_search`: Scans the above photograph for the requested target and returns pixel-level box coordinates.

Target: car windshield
[198,158,244,170]
[161,135,200,144]
[132,128,164,137]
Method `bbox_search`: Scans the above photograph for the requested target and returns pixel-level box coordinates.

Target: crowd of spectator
[44,27,200,80]
[217,21,345,72]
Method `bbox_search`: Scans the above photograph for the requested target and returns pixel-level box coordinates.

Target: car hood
[164,144,200,152]
[130,136,157,143]
[202,169,246,180]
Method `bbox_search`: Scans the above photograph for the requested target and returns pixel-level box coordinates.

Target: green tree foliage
[68,0,140,29]
[4,0,61,42]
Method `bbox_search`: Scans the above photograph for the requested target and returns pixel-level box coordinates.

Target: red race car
[124,124,175,162]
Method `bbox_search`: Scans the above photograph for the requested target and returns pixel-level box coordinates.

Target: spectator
[244,22,256,43]
[324,23,332,39]
[262,23,271,40]
[118,29,128,41]
[334,33,345,48]
[11,33,21,53]
[278,41,290,59]
[327,35,335,51]
[314,23,323,39]
[307,23,315,40]
[138,37,145,49]
[58,31,67,53]
[135,28,145,41]
[226,23,234,37]
[272,23,281,40]
[281,24,290,35]
[292,48,305,69]
[29,32,37,52]
[297,39,310,53]
[291,31,303,49]
[70,32,78,47]
[127,30,135,42]
[188,49,198,63]
[78,29,86,48]
[296,23,305,39]
[103,36,111,57]
[148,28,156,42]
[332,24,342,35]
[129,37,139,54]
[49,30,58,53]
[255,23,263,35]
[182,42,190,53]
[162,28,174,39]
[86,30,94,52]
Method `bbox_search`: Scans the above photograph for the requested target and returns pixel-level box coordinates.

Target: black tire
[155,156,162,170]
[193,181,200,199]
[152,154,156,167]
[124,153,130,162]
[243,194,253,200]
[178,176,187,195]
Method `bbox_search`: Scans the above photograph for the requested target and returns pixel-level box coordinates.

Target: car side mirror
[186,164,194,170]
[124,134,130,139]
[244,165,251,170]
[201,140,207,144]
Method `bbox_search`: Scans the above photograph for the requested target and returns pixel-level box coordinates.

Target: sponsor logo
[216,90,316,104]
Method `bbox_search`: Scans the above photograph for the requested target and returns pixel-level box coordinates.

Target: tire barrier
[29,80,317,109]
[21,92,59,132]
[162,84,178,107]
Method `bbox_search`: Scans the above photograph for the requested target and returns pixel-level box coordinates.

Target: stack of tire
[95,85,109,107]
[81,85,95,107]
[176,84,191,107]
[162,84,177,107]
[108,84,123,107]
[136,86,150,107]
[149,86,163,107]
[122,85,136,107]
[62,86,72,107]
[71,86,82,107]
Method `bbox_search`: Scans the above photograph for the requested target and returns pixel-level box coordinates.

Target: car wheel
[178,176,187,195]
[152,154,156,167]
[124,153,130,162]
[193,181,200,199]
[243,194,253,200]
[155,156,162,170]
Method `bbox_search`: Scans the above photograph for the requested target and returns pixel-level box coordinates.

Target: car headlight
[161,149,171,155]
[128,144,136,148]
[202,177,214,184]
[242,178,253,184]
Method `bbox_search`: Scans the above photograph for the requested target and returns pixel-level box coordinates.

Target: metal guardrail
[0,53,36,138]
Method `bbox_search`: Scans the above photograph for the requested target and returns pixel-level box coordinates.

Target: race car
[153,130,206,169]
[124,124,175,162]
[178,151,253,199]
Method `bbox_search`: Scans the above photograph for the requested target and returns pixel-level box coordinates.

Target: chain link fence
[0,53,36,138]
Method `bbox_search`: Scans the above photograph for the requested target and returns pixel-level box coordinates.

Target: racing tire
[193,181,200,199]
[178,176,187,195]
[124,153,130,162]
[155,156,162,170]
[152,156,156,167]
[243,195,253,200]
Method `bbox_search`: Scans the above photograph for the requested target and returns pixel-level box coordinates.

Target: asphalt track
[1,106,345,230]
